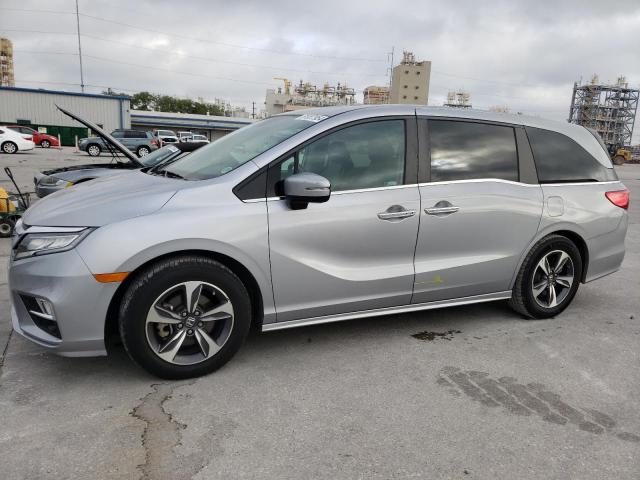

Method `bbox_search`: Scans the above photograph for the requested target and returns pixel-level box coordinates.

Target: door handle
[425,204,460,215]
[377,208,416,221]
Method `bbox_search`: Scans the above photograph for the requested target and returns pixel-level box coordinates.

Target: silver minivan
[9,105,629,378]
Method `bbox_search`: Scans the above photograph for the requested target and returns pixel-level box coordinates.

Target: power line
[2,8,383,62]
[77,12,386,62]
[3,29,386,79]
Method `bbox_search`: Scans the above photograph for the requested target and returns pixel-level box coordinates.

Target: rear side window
[429,120,518,182]
[125,130,147,139]
[526,127,617,183]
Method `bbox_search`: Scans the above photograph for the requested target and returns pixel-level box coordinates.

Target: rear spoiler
[55,105,143,166]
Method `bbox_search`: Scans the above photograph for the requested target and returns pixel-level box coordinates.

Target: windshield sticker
[296,114,328,123]
[167,145,179,152]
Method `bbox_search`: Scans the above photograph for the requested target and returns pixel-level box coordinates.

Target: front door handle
[377,206,416,221]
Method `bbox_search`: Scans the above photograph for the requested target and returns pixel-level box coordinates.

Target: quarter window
[429,120,519,182]
[526,127,616,183]
[268,120,406,195]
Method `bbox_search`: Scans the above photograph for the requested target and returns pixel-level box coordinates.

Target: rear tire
[509,235,582,319]
[2,141,18,154]
[119,255,252,379]
[87,144,101,157]
[40,139,51,148]
[612,155,625,166]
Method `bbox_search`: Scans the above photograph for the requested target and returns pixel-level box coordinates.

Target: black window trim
[234,116,418,201]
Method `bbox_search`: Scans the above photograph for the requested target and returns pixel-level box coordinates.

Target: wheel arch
[511,226,590,289]
[104,249,265,348]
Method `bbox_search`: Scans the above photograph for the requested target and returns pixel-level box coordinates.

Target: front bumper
[9,247,119,357]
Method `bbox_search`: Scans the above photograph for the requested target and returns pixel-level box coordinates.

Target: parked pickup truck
[79,129,159,157]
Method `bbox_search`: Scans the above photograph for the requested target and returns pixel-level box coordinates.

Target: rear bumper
[9,248,118,357]
[584,214,628,282]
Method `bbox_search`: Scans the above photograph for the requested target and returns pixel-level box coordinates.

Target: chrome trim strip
[244,179,621,202]
[24,225,88,233]
[28,310,55,321]
[419,178,539,188]
[541,181,620,187]
[262,291,512,332]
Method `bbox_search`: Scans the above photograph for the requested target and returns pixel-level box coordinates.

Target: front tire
[87,144,101,157]
[119,255,252,379]
[40,139,51,148]
[612,155,625,166]
[509,235,582,319]
[2,141,18,154]
[136,146,150,157]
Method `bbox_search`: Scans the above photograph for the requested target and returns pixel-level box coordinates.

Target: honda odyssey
[9,105,629,378]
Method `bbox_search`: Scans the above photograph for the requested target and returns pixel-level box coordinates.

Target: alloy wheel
[41,140,50,148]
[88,145,100,156]
[531,249,575,309]
[138,147,150,156]
[145,281,234,365]
[3,142,17,154]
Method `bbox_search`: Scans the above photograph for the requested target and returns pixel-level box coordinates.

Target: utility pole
[387,46,394,104]
[251,101,256,119]
[75,0,85,92]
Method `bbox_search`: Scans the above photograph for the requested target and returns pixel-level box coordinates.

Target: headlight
[39,176,72,188]
[14,229,93,260]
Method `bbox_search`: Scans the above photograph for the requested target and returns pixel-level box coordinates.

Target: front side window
[269,120,406,194]
[429,120,519,182]
[154,115,322,181]
[526,127,617,183]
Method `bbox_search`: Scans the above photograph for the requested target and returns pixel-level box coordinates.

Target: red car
[6,125,60,148]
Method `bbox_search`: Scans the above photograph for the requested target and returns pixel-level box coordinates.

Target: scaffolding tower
[569,75,639,150]
[0,38,15,87]
[443,90,472,108]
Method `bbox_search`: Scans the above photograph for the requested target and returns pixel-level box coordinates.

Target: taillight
[25,136,33,141]
[150,139,158,146]
[605,189,629,210]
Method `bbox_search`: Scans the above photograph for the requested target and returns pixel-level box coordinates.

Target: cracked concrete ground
[0,149,638,479]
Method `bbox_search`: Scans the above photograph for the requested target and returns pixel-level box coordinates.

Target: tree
[103,89,227,115]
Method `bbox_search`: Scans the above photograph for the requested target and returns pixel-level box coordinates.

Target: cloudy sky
[2,0,639,141]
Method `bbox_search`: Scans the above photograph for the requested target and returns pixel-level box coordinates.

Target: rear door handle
[377,208,416,221]
[425,204,460,215]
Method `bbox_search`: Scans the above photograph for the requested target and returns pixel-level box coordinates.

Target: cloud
[1,0,639,141]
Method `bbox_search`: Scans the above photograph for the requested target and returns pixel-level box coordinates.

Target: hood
[56,105,143,167]
[23,170,178,227]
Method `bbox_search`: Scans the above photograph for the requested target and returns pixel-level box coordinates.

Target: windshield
[139,144,184,167]
[155,115,323,180]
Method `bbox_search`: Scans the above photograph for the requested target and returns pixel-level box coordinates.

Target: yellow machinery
[273,77,291,95]
[612,148,632,165]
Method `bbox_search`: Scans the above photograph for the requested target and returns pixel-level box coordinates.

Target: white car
[178,131,193,142]
[190,134,209,144]
[153,129,178,144]
[0,126,35,154]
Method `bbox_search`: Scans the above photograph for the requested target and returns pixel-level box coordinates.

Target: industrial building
[1,38,15,87]
[389,51,431,105]
[569,75,639,150]
[363,86,390,104]
[443,90,472,108]
[0,86,252,145]
[0,86,129,145]
[130,110,252,142]
[265,79,356,116]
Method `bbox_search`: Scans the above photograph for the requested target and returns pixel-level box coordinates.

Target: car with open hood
[34,106,205,198]
[8,105,629,379]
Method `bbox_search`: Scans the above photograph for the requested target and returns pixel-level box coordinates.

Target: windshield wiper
[161,170,186,180]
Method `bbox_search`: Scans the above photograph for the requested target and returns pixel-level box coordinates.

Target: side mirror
[283,173,331,209]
